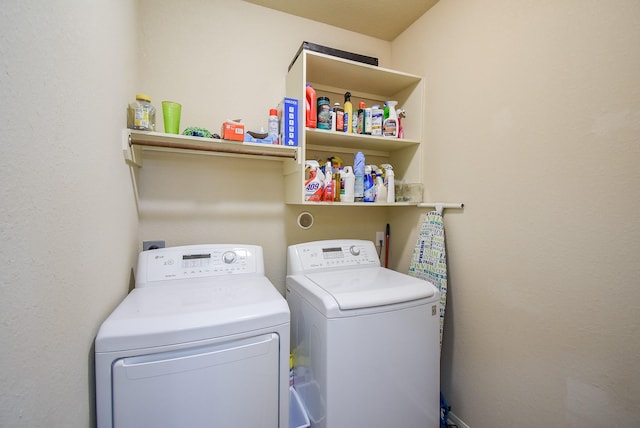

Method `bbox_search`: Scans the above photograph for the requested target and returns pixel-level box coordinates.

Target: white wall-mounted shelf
[291,201,419,207]
[123,129,298,167]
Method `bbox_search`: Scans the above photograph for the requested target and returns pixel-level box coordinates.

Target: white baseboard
[448,411,471,428]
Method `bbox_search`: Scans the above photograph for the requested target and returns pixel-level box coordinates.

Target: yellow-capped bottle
[127,94,156,131]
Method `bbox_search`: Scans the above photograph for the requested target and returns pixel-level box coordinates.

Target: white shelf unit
[284,50,424,206]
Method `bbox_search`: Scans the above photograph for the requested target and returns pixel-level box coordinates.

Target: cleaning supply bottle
[329,156,343,202]
[305,84,317,128]
[381,163,395,203]
[354,152,365,202]
[363,165,376,202]
[374,166,387,203]
[268,108,279,142]
[383,101,398,137]
[333,102,343,133]
[304,160,324,201]
[357,102,366,134]
[396,108,405,139]
[343,92,353,133]
[340,166,355,203]
[323,161,335,202]
[352,104,359,135]
[371,105,383,136]
[317,96,331,130]
[364,106,372,135]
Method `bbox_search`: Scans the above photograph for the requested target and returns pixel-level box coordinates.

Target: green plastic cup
[162,101,181,134]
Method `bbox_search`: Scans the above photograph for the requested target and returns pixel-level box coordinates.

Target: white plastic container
[382,163,395,203]
[290,386,310,428]
[374,166,387,203]
[340,166,355,203]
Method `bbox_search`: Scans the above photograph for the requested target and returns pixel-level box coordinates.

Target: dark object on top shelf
[288,41,379,71]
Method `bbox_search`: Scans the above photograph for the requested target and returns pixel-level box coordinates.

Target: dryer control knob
[349,245,360,256]
[222,251,237,264]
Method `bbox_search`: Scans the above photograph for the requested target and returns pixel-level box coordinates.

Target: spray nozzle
[305,160,320,170]
[381,163,393,171]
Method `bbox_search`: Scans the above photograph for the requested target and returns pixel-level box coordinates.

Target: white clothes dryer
[286,239,440,428]
[95,244,290,428]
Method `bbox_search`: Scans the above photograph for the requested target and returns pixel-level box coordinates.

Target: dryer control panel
[287,240,380,274]
[136,244,264,286]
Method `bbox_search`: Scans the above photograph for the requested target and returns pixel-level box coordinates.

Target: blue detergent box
[278,97,299,146]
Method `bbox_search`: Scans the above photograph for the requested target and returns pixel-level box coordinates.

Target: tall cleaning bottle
[354,152,365,202]
[306,84,317,128]
[323,161,335,202]
[329,156,343,202]
[363,165,376,202]
[304,160,324,201]
[381,163,395,203]
[343,92,353,133]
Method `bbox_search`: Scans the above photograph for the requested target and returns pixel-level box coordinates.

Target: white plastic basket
[290,386,310,428]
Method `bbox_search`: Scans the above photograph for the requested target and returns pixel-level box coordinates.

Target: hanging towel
[408,210,448,349]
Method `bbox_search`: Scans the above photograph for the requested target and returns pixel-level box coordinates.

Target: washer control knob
[222,251,237,264]
[349,245,360,256]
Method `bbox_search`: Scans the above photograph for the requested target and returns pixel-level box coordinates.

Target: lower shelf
[290,201,418,207]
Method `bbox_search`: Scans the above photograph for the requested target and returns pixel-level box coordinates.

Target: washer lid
[304,267,435,310]
[95,277,289,353]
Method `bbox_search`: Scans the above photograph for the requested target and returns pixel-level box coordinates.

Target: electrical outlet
[143,240,165,251]
[375,231,385,246]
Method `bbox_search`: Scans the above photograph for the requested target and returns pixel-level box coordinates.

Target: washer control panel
[136,244,263,285]
[288,240,380,273]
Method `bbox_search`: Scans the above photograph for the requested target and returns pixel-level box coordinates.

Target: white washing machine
[286,239,440,428]
[95,244,290,428]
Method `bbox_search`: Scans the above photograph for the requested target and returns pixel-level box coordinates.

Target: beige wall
[0,1,139,426]
[136,0,397,292]
[393,0,640,426]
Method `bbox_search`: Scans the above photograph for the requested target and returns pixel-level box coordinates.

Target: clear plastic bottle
[127,94,156,131]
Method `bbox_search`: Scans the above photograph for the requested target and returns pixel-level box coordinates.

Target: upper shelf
[305,51,422,99]
[123,129,298,167]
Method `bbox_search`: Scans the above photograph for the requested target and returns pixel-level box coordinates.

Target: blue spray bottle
[363,165,376,202]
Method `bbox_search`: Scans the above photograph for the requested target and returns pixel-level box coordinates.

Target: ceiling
[242,0,440,41]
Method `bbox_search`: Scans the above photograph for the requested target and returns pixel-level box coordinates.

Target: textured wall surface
[393,0,640,426]
[0,1,139,426]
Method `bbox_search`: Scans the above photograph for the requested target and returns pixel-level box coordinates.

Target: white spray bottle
[383,101,398,137]
[374,166,387,203]
[340,166,355,203]
[304,160,325,201]
[381,163,395,203]
[323,161,335,202]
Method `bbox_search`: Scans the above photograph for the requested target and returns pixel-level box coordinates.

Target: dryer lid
[304,267,435,310]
